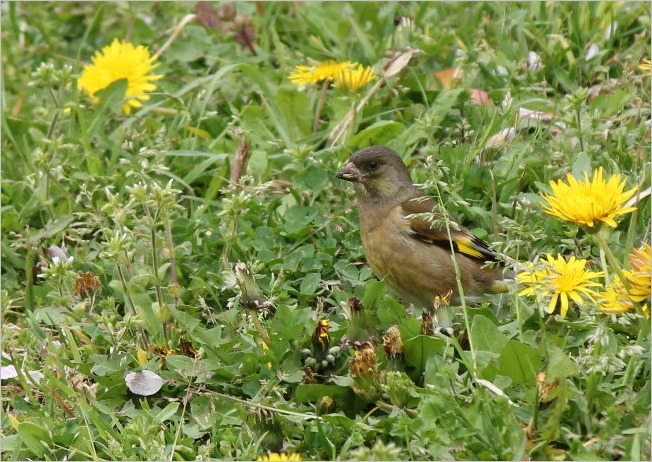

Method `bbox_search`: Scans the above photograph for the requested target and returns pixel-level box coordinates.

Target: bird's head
[335,146,414,202]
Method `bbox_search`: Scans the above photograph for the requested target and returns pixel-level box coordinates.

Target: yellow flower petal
[626,243,651,302]
[257,452,301,461]
[541,167,637,228]
[288,60,357,85]
[334,64,375,92]
[518,254,604,318]
[78,38,162,115]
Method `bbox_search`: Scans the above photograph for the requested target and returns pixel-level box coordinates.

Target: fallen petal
[125,370,164,396]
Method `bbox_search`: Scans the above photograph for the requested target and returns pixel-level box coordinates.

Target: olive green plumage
[336,145,512,306]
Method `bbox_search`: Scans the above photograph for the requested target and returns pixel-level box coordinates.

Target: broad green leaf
[164,355,196,376]
[546,343,578,380]
[571,152,592,179]
[18,422,51,457]
[154,402,180,423]
[471,314,509,353]
[498,340,541,386]
[294,163,330,191]
[404,334,447,377]
[299,272,322,295]
[294,383,356,410]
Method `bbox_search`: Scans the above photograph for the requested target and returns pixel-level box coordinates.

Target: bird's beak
[335,162,361,182]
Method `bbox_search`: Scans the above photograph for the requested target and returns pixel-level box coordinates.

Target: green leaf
[294,163,330,191]
[376,297,408,327]
[94,78,129,116]
[498,340,541,386]
[299,272,322,295]
[164,355,196,376]
[130,292,162,339]
[546,343,578,380]
[294,383,356,409]
[154,402,180,423]
[471,314,509,354]
[572,152,592,179]
[429,88,464,126]
[347,120,406,148]
[242,380,261,397]
[589,88,632,117]
[18,422,51,457]
[404,334,447,377]
[275,87,312,139]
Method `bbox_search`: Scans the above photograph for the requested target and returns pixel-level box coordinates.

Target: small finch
[336,146,513,312]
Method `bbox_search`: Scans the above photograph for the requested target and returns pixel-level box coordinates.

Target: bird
[335,145,513,313]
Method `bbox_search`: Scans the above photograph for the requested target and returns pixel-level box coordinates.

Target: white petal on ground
[125,370,164,396]
[1,365,45,383]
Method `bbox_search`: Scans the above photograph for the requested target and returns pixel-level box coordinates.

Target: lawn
[1,1,650,460]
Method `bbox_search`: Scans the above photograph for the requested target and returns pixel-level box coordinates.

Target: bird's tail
[490,267,516,294]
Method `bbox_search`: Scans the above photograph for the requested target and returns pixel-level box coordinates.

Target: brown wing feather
[401,194,499,263]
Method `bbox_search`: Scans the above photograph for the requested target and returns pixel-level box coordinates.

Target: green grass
[1,2,650,460]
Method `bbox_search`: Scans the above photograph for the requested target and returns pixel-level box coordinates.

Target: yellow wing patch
[456,239,485,259]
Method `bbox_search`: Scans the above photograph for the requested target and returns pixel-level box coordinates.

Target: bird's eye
[367,161,379,170]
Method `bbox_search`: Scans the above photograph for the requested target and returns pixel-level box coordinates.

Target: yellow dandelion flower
[334,64,375,92]
[597,275,635,315]
[626,243,651,302]
[257,452,301,461]
[288,60,356,85]
[541,167,638,228]
[518,254,604,318]
[638,58,651,76]
[78,38,162,115]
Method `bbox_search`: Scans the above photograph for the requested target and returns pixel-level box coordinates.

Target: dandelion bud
[312,319,330,353]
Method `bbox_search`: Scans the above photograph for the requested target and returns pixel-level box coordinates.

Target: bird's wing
[400,194,499,263]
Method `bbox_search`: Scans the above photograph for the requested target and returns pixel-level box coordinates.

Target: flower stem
[312,79,329,133]
[593,228,630,290]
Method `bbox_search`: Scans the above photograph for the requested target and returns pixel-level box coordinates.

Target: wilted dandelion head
[638,58,651,77]
[518,254,604,318]
[350,340,377,377]
[73,271,101,298]
[383,325,404,358]
[78,38,162,115]
[540,167,637,228]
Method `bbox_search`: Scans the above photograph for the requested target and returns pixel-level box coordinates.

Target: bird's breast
[358,205,427,302]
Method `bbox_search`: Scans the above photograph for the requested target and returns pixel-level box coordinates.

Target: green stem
[433,183,477,374]
[593,228,629,290]
[585,330,603,413]
[164,214,179,316]
[575,105,585,152]
[116,263,137,316]
[24,248,34,311]
[312,79,329,133]
[250,312,271,348]
[149,222,165,316]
